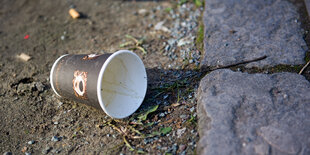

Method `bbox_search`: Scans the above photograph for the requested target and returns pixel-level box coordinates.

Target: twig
[210,55,267,71]
[299,59,310,74]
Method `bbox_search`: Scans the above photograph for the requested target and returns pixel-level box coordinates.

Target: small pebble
[138,9,148,15]
[60,35,65,40]
[51,149,61,154]
[51,136,61,142]
[54,121,59,125]
[25,153,31,155]
[177,128,186,138]
[27,140,35,145]
[159,113,165,117]
[189,107,195,113]
[58,102,63,107]
[42,146,52,154]
[179,144,186,152]
[3,152,12,155]
[180,115,187,119]
[163,94,169,99]
[106,134,110,137]
[69,4,76,8]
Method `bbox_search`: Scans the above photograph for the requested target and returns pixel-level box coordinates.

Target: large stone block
[197,69,310,154]
[202,0,307,68]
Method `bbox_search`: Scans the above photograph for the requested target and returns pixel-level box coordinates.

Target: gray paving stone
[197,69,310,155]
[202,0,307,68]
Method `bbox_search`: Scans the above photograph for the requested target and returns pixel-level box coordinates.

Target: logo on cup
[73,70,88,99]
[82,54,100,60]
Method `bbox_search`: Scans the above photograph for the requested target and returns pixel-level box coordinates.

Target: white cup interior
[97,50,147,118]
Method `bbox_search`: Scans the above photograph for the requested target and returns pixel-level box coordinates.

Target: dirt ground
[0,0,202,154]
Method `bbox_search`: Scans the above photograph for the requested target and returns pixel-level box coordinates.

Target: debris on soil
[24,35,29,39]
[299,59,310,74]
[21,146,27,153]
[69,8,80,19]
[16,53,31,61]
[119,35,147,54]
[154,21,170,33]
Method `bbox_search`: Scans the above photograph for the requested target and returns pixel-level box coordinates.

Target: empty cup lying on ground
[50,50,147,119]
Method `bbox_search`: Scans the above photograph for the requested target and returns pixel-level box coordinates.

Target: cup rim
[96,50,147,119]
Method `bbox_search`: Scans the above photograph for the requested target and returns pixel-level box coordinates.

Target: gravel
[155,3,203,69]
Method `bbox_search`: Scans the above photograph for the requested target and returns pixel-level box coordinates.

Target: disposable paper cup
[50,50,147,119]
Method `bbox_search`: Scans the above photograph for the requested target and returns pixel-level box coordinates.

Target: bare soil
[0,0,202,154]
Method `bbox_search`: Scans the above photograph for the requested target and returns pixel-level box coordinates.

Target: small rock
[138,9,148,15]
[106,134,110,137]
[179,144,187,152]
[164,45,171,52]
[177,128,186,138]
[54,122,59,125]
[180,115,187,119]
[58,102,63,107]
[51,136,61,142]
[159,113,165,117]
[154,21,170,33]
[25,153,31,155]
[60,35,65,40]
[35,82,45,92]
[21,146,27,153]
[16,53,31,62]
[51,149,61,154]
[163,94,169,99]
[189,107,195,113]
[168,143,178,154]
[42,146,52,154]
[177,38,191,46]
[69,4,76,8]
[3,152,12,155]
[167,39,177,46]
[27,140,35,145]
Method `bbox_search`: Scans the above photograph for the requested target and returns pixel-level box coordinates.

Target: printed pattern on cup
[72,70,88,99]
[82,54,100,60]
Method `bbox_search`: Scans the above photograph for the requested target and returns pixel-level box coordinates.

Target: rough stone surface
[197,69,310,155]
[202,0,307,68]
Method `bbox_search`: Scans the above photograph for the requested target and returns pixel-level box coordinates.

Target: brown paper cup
[50,50,147,118]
